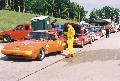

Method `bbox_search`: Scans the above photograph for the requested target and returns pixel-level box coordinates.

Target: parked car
[0,24,32,43]
[84,28,95,44]
[1,31,66,61]
[0,16,51,43]
[96,27,104,37]
[73,27,91,48]
[117,24,120,31]
[86,27,98,41]
[110,27,117,33]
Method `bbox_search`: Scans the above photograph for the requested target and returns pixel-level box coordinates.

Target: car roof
[32,30,49,33]
[30,30,54,35]
[31,16,49,21]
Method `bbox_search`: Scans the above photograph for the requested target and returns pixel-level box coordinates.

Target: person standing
[104,23,110,38]
[65,23,75,58]
[50,18,57,30]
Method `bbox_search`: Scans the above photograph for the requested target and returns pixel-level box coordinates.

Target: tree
[89,9,100,22]
[89,6,120,23]
[0,0,6,10]
[1,0,87,22]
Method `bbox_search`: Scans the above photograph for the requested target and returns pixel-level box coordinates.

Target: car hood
[3,40,45,50]
[13,40,46,45]
[1,29,14,33]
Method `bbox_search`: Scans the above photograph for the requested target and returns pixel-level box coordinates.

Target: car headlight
[62,43,66,46]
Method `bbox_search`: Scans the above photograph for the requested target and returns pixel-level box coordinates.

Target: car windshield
[87,28,97,32]
[15,25,23,30]
[24,32,49,40]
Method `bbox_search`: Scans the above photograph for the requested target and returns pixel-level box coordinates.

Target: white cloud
[71,0,120,9]
[70,0,120,17]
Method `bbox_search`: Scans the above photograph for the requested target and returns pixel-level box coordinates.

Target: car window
[98,29,102,32]
[25,25,30,30]
[25,32,50,40]
[42,33,49,40]
[15,25,23,30]
[49,34,56,40]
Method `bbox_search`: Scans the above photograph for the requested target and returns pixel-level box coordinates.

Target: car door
[55,38,64,51]
[83,29,88,44]
[44,34,57,53]
[22,25,32,39]
[12,25,25,40]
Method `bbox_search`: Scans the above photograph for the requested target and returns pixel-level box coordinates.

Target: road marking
[17,58,65,81]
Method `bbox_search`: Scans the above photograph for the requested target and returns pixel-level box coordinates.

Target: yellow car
[1,31,66,61]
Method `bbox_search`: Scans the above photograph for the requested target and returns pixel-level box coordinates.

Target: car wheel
[3,35,12,43]
[92,37,95,42]
[57,51,63,54]
[89,38,93,44]
[37,48,45,61]
[78,40,84,48]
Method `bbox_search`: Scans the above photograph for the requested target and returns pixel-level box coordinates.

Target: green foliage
[0,10,74,32]
[5,5,11,11]
[89,6,120,23]
[2,0,87,22]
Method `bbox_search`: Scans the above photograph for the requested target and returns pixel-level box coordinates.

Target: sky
[70,0,120,17]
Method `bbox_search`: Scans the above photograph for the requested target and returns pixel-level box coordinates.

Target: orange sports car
[1,31,66,61]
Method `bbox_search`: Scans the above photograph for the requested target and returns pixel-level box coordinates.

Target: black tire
[78,40,84,48]
[57,51,63,54]
[37,48,45,61]
[3,35,12,43]
[89,38,93,44]
[92,37,95,42]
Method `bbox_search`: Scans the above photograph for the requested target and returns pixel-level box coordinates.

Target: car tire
[92,37,95,42]
[3,35,12,43]
[37,48,45,61]
[89,38,93,44]
[6,55,13,59]
[57,51,63,54]
[79,40,84,48]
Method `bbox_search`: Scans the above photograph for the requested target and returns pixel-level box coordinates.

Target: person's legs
[66,39,71,58]
[69,38,74,57]
[106,30,109,38]
[66,38,74,58]
[108,31,109,38]
[106,30,107,38]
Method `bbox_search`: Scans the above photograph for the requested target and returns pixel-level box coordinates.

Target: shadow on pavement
[46,52,66,57]
[0,52,66,62]
[0,56,32,62]
[63,49,120,65]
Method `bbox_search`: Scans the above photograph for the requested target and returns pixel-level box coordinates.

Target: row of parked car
[56,23,105,48]
[57,23,119,48]
[0,21,119,61]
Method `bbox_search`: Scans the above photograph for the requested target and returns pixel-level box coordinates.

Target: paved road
[0,32,120,81]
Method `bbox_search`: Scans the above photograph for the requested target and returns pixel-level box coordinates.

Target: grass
[0,40,3,43]
[0,10,75,32]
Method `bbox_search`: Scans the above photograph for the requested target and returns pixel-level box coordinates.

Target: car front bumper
[74,39,82,45]
[1,49,35,59]
[95,36,100,40]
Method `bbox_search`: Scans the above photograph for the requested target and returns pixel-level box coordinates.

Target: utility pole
[23,0,25,13]
[5,0,9,9]
[77,11,80,24]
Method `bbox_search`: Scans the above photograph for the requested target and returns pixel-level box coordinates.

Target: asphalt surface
[0,32,120,81]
